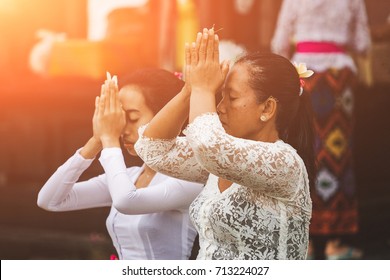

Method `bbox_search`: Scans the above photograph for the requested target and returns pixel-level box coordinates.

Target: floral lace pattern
[135,125,209,184]
[135,113,312,259]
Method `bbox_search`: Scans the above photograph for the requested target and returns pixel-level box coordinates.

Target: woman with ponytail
[135,28,315,259]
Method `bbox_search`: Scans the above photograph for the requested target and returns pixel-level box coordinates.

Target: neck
[143,165,156,177]
[255,122,280,143]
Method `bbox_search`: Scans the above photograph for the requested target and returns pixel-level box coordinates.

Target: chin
[126,147,137,157]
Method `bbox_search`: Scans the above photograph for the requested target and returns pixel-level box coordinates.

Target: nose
[217,96,226,115]
[122,122,136,138]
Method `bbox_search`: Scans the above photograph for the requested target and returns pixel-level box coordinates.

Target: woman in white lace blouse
[37,69,203,259]
[134,29,315,259]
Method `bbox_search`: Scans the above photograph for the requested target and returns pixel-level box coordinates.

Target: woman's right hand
[189,28,229,95]
[94,74,125,148]
[80,76,115,159]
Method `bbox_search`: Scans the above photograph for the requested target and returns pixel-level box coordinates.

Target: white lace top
[271,0,371,72]
[135,113,312,260]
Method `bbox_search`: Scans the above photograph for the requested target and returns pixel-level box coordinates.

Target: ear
[260,97,278,121]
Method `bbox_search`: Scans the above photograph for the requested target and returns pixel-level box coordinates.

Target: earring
[260,115,267,122]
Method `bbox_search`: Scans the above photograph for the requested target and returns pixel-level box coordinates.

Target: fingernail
[112,75,118,85]
[106,71,111,80]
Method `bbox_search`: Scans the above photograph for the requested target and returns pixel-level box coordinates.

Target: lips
[122,141,134,147]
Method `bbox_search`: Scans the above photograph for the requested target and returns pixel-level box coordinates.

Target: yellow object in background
[48,40,106,79]
[176,0,199,71]
[48,38,156,79]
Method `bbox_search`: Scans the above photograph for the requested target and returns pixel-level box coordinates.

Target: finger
[109,80,116,112]
[213,34,220,63]
[94,96,100,117]
[198,28,208,63]
[195,32,202,54]
[111,75,119,109]
[206,28,214,61]
[98,88,106,116]
[113,81,121,110]
[184,42,191,82]
[104,80,110,113]
[100,82,105,98]
[185,42,191,67]
[221,60,230,80]
[191,42,197,67]
[112,75,118,86]
[106,71,111,81]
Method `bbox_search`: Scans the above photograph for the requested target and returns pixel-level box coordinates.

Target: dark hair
[236,52,316,188]
[119,68,184,114]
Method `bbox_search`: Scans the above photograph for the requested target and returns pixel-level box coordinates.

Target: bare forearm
[143,87,191,139]
[80,137,102,159]
[189,89,216,123]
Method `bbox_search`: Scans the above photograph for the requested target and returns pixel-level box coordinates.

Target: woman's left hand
[95,75,126,148]
[189,28,230,95]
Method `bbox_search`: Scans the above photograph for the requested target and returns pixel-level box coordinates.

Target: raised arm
[135,125,209,184]
[189,28,229,123]
[134,32,209,184]
[142,33,202,140]
[37,150,112,211]
[185,113,304,200]
[99,148,203,215]
[37,75,119,211]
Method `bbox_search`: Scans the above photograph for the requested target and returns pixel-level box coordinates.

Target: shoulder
[275,141,306,168]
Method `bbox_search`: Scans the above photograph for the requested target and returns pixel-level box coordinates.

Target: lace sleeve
[271,0,297,57]
[184,113,304,200]
[134,125,209,184]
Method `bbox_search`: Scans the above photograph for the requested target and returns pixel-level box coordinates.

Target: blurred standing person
[272,0,371,259]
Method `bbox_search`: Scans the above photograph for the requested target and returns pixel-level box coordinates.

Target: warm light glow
[0,0,17,13]
[87,0,148,41]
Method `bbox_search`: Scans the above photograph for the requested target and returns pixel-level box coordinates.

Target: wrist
[191,87,215,96]
[80,137,103,159]
[180,85,191,98]
[100,136,121,148]
[91,136,102,147]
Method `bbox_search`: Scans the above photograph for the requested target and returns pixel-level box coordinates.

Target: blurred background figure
[29,29,67,76]
[195,0,261,52]
[272,0,371,259]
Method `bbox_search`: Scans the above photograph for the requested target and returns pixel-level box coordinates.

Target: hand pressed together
[93,73,125,148]
[188,28,230,95]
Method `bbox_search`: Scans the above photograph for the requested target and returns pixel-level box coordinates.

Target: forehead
[225,63,249,89]
[118,85,148,110]
[225,63,251,92]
